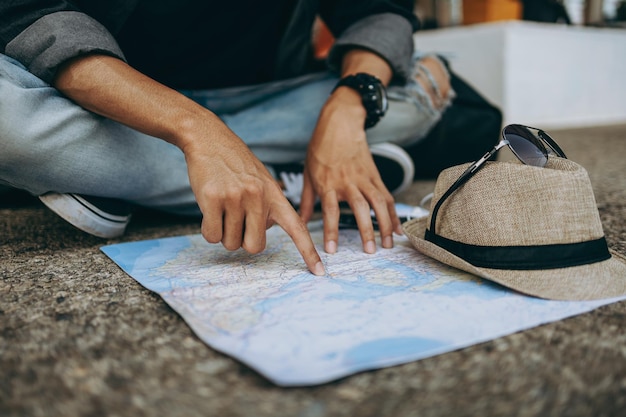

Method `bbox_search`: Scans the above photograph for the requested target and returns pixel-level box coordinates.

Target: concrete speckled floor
[1,125,625,417]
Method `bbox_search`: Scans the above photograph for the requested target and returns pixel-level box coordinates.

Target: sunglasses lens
[503,125,548,167]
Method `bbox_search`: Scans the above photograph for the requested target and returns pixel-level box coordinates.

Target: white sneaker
[39,193,131,238]
[369,142,415,195]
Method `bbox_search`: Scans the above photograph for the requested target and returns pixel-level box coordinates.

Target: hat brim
[403,217,626,301]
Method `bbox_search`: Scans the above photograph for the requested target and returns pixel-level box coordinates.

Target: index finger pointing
[272,203,326,276]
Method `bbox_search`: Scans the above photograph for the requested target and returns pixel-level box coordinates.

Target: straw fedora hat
[402,157,626,300]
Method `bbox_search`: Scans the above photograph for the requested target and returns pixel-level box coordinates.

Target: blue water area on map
[101,240,159,271]
[326,271,430,300]
[423,279,511,300]
[101,236,193,292]
[344,336,444,366]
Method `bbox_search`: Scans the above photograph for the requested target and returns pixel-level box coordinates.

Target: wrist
[172,109,223,155]
[324,88,368,128]
[333,73,388,129]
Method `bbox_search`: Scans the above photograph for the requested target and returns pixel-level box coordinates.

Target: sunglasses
[426,124,567,237]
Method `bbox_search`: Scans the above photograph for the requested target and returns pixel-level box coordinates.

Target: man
[0,1,453,275]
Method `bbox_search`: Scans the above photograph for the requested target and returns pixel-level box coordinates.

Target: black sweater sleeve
[320,0,420,82]
[0,1,126,84]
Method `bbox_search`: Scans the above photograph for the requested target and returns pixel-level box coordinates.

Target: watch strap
[333,73,388,129]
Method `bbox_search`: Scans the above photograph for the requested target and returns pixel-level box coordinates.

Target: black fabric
[371,153,405,193]
[424,229,612,270]
[1,0,419,88]
[405,69,503,179]
[522,0,571,24]
[116,0,295,89]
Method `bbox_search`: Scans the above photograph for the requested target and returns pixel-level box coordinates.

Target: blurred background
[415,0,626,28]
[410,0,626,128]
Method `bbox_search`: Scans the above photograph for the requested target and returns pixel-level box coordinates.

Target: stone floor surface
[1,125,625,417]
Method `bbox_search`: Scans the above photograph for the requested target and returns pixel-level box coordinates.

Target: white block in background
[414,21,626,129]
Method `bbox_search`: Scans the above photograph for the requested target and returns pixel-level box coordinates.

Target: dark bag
[405,69,503,179]
[522,0,571,24]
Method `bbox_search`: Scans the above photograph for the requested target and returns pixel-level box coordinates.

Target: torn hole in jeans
[391,55,456,117]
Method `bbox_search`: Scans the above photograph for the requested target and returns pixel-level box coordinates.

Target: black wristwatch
[333,73,388,129]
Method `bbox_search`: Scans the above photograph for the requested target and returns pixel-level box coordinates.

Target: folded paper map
[101,220,623,386]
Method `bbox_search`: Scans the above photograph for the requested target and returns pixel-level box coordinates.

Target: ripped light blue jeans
[0,53,453,215]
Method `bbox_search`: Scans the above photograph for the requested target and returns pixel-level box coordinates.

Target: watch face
[374,82,389,114]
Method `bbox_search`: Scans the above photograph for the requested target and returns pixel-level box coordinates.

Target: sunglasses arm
[428,145,501,234]
[465,147,499,176]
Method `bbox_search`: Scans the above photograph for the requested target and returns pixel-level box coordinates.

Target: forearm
[53,54,223,152]
[327,11,417,83]
[53,55,323,274]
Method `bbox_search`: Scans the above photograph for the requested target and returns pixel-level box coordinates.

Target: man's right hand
[182,122,325,276]
[54,54,324,276]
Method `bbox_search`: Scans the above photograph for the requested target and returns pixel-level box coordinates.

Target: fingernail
[313,261,326,276]
[365,240,376,254]
[395,225,404,235]
[383,236,393,249]
[326,240,337,254]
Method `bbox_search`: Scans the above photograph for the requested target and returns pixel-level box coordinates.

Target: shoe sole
[370,143,415,195]
[39,193,130,238]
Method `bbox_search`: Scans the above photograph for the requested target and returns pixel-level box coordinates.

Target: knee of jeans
[0,121,44,193]
[417,55,454,107]
[0,85,62,190]
[0,95,25,163]
[392,54,455,116]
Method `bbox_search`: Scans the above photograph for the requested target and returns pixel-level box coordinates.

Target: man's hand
[298,49,402,254]
[182,123,325,275]
[299,88,402,254]
[54,55,325,276]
